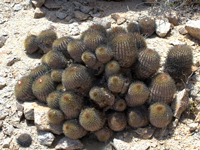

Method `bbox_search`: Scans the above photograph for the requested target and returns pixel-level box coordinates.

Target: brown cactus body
[29,64,50,80]
[139,17,155,37]
[125,81,149,107]
[105,60,121,78]
[52,36,74,59]
[95,45,112,64]
[149,102,173,128]
[47,108,64,124]
[24,35,38,54]
[127,22,140,34]
[79,108,105,132]
[94,126,113,142]
[164,45,193,82]
[47,90,61,109]
[149,73,176,104]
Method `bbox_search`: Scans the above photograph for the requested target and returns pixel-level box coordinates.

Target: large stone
[55,137,84,150]
[185,20,200,41]
[113,139,130,150]
[56,10,67,20]
[165,10,179,26]
[155,19,171,38]
[93,17,111,29]
[38,131,55,146]
[130,141,150,150]
[23,102,35,120]
[74,10,90,21]
[80,5,93,14]
[31,0,46,8]
[44,0,60,9]
[34,103,63,135]
[111,13,126,25]
[3,123,14,136]
[2,138,12,148]
[0,109,9,120]
[34,7,46,19]
[13,4,22,11]
[171,89,189,119]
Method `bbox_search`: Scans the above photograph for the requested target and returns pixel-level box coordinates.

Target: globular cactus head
[112,97,127,112]
[32,73,56,103]
[164,45,193,82]
[51,69,64,82]
[67,40,87,63]
[83,30,106,52]
[94,126,113,142]
[17,133,32,147]
[90,24,107,37]
[108,112,127,132]
[127,107,148,128]
[47,90,62,109]
[89,86,105,103]
[110,33,137,67]
[36,29,57,53]
[108,75,125,93]
[52,36,74,59]
[47,108,64,124]
[29,64,50,80]
[107,27,127,41]
[139,17,155,37]
[15,75,35,101]
[59,91,83,119]
[24,34,38,54]
[81,51,97,68]
[63,119,87,140]
[125,81,149,107]
[149,73,176,104]
[127,22,140,34]
[79,107,105,132]
[62,64,93,93]
[132,33,147,52]
[105,60,121,78]
[148,102,173,128]
[44,50,67,69]
[95,45,112,64]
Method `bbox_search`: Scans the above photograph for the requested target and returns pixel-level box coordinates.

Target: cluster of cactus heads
[16,21,193,144]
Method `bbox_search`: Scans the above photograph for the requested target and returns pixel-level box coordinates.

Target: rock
[44,0,60,9]
[31,0,46,8]
[16,102,24,112]
[93,17,111,29]
[113,139,130,150]
[34,7,46,18]
[165,11,179,26]
[143,128,155,139]
[0,77,6,89]
[0,120,3,129]
[6,56,20,66]
[179,27,188,35]
[188,123,198,132]
[38,131,55,146]
[56,10,67,20]
[3,124,14,136]
[74,10,90,21]
[155,19,171,38]
[23,102,35,120]
[0,109,9,120]
[68,22,80,36]
[13,4,22,11]
[111,13,126,25]
[55,137,84,150]
[88,0,96,7]
[64,13,74,22]
[0,35,6,48]
[169,40,186,46]
[185,20,200,41]
[171,89,189,119]
[34,104,63,135]
[135,128,147,136]
[2,138,12,148]
[195,112,200,123]
[80,5,93,14]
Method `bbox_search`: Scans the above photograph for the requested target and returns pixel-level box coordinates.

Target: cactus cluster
[16,22,193,145]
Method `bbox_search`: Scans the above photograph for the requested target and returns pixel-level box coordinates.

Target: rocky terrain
[0,0,200,149]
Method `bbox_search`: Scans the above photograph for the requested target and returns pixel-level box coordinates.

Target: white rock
[34,103,63,135]
[38,131,55,146]
[0,109,9,120]
[155,19,171,38]
[13,4,22,11]
[113,139,130,150]
[34,7,46,19]
[55,137,84,150]
[185,20,200,41]
[2,138,12,148]
[23,102,35,120]
[188,123,198,131]
[31,0,46,8]
[130,141,150,150]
